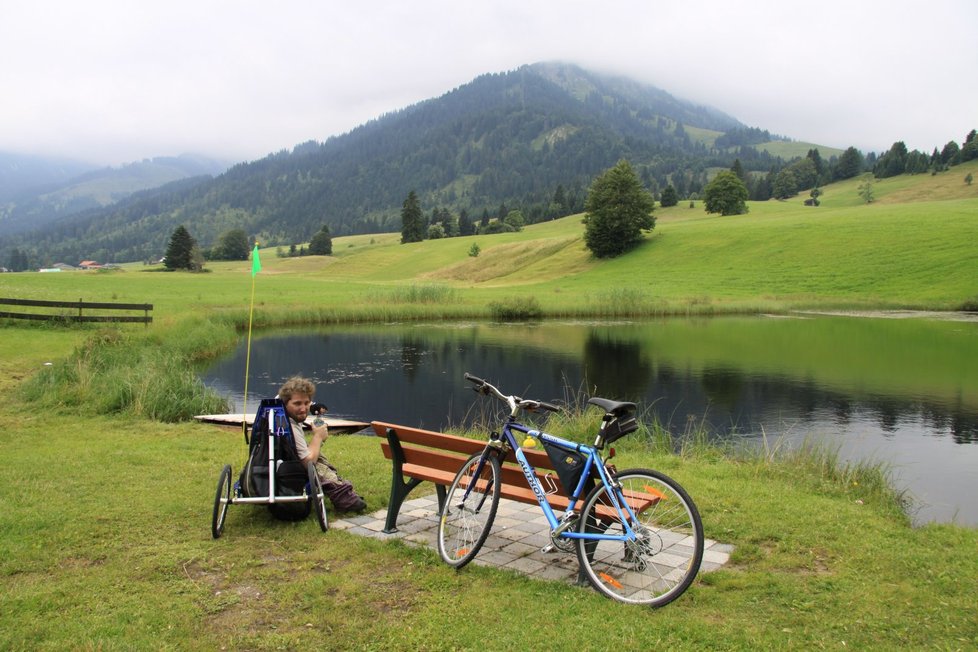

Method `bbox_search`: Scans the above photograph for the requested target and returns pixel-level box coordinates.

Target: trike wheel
[308,464,329,532]
[211,464,232,539]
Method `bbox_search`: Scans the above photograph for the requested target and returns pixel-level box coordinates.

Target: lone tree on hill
[583,159,656,258]
[703,170,749,216]
[212,228,250,260]
[164,225,197,270]
[400,191,425,244]
[309,225,333,255]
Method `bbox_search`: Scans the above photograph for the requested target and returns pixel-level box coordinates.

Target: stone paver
[333,495,733,588]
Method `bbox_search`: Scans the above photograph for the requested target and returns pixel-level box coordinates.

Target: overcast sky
[1,0,975,167]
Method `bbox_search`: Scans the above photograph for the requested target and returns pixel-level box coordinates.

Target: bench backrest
[372,421,572,494]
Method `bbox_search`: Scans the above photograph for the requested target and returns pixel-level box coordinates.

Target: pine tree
[309,225,333,255]
[731,158,749,185]
[164,225,196,270]
[458,209,474,236]
[400,191,425,244]
[834,147,863,180]
[659,185,678,207]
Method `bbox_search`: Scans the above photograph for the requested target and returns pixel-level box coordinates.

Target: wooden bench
[373,421,579,534]
[373,421,663,535]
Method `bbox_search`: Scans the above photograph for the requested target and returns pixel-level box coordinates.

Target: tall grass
[449,378,904,516]
[20,317,237,421]
[380,284,460,304]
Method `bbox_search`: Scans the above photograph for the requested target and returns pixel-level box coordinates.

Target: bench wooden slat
[381,440,569,492]
[373,420,555,467]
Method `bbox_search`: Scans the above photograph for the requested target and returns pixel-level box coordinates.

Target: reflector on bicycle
[643,485,669,501]
[599,573,624,590]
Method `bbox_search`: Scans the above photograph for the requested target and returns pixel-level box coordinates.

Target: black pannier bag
[601,412,639,446]
[239,398,311,521]
[542,441,595,498]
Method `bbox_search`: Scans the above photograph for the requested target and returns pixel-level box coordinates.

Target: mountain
[4,62,799,265]
[0,153,230,238]
[0,152,96,201]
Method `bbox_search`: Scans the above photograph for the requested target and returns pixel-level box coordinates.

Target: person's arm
[303,422,329,463]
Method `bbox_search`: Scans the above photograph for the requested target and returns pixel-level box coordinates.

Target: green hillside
[3,162,975,318]
[310,160,978,311]
[755,140,845,159]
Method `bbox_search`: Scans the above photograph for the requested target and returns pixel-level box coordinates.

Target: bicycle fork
[457,447,499,512]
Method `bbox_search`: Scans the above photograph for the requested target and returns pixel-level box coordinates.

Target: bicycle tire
[211,464,232,539]
[437,451,501,569]
[575,468,703,607]
[307,463,329,533]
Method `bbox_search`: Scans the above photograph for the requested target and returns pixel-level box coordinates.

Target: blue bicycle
[437,373,703,607]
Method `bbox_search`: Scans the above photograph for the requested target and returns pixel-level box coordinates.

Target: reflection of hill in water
[201,320,978,445]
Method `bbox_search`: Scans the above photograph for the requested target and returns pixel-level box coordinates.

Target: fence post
[78,298,83,319]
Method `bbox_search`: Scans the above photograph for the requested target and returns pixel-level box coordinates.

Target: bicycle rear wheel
[437,452,501,569]
[576,468,703,607]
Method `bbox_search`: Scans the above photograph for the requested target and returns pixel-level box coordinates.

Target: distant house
[78,260,102,270]
[51,263,77,271]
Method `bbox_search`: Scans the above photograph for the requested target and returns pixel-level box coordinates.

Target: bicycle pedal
[541,544,555,553]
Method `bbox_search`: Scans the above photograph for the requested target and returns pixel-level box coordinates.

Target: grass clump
[488,295,543,320]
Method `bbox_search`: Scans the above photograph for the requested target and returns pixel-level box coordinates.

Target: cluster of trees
[5,247,31,272]
[400,190,528,244]
[874,130,978,178]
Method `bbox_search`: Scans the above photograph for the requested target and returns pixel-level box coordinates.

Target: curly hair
[278,376,315,401]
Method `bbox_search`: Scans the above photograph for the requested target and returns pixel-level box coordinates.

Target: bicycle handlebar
[464,372,561,414]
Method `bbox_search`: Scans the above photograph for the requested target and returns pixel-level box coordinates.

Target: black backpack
[239,398,311,521]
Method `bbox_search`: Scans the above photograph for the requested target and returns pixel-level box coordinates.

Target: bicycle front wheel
[576,468,703,607]
[437,452,501,569]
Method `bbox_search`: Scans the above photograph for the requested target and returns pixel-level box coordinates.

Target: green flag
[251,244,261,276]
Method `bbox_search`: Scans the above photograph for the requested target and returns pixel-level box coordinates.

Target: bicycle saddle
[587,397,636,417]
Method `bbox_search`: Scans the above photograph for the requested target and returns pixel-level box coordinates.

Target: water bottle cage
[542,473,559,496]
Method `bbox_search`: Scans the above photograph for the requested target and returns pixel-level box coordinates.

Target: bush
[488,296,543,321]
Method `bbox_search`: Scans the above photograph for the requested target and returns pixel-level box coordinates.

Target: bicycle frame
[464,417,642,543]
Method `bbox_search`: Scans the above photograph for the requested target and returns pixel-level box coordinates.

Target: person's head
[279,376,315,421]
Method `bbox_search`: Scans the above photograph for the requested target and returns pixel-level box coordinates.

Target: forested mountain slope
[4,62,804,264]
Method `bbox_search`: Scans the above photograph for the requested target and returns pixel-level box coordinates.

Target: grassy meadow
[1,163,978,650]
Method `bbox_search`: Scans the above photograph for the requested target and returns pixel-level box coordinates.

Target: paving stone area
[331,495,733,587]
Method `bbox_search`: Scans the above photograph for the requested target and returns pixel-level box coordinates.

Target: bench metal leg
[383,475,423,534]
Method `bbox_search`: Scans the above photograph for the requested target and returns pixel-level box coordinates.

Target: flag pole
[242,242,262,441]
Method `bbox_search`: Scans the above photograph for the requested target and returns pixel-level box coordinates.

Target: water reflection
[200,316,978,525]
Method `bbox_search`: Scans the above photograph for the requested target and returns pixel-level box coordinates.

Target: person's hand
[311,422,329,441]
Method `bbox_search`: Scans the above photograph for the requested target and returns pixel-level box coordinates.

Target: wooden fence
[0,297,153,324]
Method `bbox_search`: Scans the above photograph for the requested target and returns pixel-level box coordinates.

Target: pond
[199,314,978,527]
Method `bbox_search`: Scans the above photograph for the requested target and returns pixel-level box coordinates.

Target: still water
[200,314,978,527]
